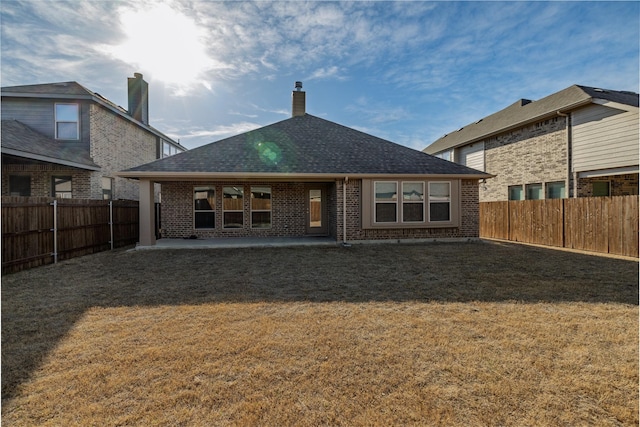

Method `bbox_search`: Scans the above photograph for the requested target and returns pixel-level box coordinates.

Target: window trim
[222,186,244,229]
[251,186,272,229]
[373,181,398,224]
[508,185,524,201]
[362,179,460,229]
[52,175,72,198]
[546,181,566,199]
[55,103,79,140]
[428,181,452,223]
[402,181,425,223]
[525,183,543,200]
[194,186,216,229]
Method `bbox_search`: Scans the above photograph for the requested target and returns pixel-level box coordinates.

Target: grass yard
[2,241,638,426]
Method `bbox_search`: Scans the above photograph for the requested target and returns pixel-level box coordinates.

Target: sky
[1,1,638,151]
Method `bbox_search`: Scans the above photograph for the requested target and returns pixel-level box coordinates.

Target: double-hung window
[402,182,424,222]
[251,186,271,228]
[223,186,244,228]
[374,182,398,223]
[428,182,451,222]
[55,104,79,140]
[194,187,215,229]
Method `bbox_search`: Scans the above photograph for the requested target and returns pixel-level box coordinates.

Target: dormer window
[55,103,79,140]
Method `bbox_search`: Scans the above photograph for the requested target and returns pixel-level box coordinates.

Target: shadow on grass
[2,241,638,401]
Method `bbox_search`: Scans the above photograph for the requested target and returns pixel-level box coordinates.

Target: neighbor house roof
[1,81,185,149]
[120,114,491,180]
[424,85,640,154]
[1,119,101,170]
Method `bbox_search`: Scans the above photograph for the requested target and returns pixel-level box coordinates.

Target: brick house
[119,83,491,246]
[1,73,185,200]
[424,85,639,201]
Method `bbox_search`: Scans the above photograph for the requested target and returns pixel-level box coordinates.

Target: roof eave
[117,171,493,181]
[1,147,101,171]
[427,97,595,154]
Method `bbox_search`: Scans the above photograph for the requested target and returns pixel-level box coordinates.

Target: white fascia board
[577,166,639,178]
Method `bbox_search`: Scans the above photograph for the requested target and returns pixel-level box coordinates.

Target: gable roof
[120,114,490,180]
[424,85,639,154]
[1,119,101,170]
[1,81,185,149]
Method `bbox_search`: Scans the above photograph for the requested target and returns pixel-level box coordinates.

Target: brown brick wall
[160,178,480,241]
[482,117,568,201]
[576,174,639,197]
[2,164,92,198]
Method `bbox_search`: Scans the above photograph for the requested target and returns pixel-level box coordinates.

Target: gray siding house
[424,85,639,202]
[119,83,491,247]
[1,73,185,200]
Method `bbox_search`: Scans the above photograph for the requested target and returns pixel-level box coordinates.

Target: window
[194,187,215,229]
[223,186,244,228]
[52,176,72,198]
[429,182,451,222]
[251,186,271,228]
[9,175,31,196]
[525,183,543,200]
[546,181,565,199]
[374,182,397,223]
[592,181,610,197]
[508,185,524,201]
[55,104,79,140]
[402,182,424,222]
[102,177,113,200]
[436,151,452,161]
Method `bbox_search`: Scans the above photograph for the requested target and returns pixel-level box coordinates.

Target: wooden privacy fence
[2,197,139,274]
[480,196,639,258]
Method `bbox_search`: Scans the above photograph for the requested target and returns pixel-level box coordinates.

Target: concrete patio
[135,236,339,250]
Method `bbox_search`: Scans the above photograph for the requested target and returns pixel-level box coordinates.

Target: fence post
[109,200,114,250]
[51,199,58,264]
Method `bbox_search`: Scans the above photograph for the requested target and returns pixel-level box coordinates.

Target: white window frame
[55,103,79,140]
[546,181,565,199]
[525,183,543,200]
[251,186,272,229]
[401,181,425,223]
[508,185,524,201]
[428,181,451,222]
[194,186,216,229]
[374,181,398,224]
[52,176,72,198]
[223,186,244,229]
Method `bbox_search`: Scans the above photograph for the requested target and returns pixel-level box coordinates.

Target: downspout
[557,111,571,197]
[342,177,350,246]
[557,110,570,249]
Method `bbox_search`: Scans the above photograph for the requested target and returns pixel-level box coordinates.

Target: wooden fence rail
[2,197,139,274]
[480,196,639,258]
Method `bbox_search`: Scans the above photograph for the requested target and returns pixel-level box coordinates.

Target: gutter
[116,171,494,181]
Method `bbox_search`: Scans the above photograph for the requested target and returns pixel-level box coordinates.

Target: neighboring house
[1,73,185,200]
[424,85,639,202]
[119,83,491,246]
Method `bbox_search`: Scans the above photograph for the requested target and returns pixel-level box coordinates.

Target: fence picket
[480,196,638,258]
[2,197,140,274]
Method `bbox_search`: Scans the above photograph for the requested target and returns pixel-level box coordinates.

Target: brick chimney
[128,73,149,125]
[292,81,305,117]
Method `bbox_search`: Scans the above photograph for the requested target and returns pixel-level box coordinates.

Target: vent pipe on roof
[292,81,305,117]
[128,73,149,125]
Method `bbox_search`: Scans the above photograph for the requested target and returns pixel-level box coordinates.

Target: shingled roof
[121,114,490,179]
[1,119,100,170]
[424,85,639,154]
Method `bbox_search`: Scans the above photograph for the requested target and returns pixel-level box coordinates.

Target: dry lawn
[2,241,638,426]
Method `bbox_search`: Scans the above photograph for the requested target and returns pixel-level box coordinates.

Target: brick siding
[2,164,92,198]
[161,178,480,241]
[577,173,639,197]
[89,105,159,201]
[481,117,567,201]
